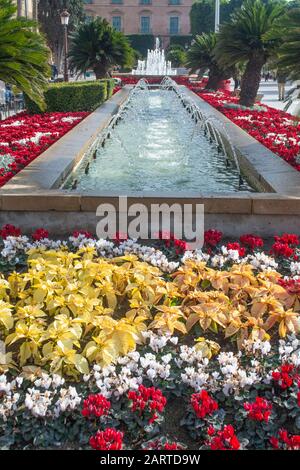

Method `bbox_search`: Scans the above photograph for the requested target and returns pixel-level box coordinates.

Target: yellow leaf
[279,320,287,338]
[71,354,89,374]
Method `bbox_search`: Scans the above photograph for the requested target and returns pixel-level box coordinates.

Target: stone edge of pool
[1,84,300,236]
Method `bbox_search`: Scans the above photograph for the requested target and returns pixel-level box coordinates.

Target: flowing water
[64,88,254,193]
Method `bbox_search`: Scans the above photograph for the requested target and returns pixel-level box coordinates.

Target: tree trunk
[239,54,265,107]
[93,64,109,79]
[205,65,225,91]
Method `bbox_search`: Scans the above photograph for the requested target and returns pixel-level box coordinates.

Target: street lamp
[60,9,70,82]
[215,0,220,33]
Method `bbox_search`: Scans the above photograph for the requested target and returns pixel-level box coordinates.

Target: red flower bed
[0,111,88,187]
[189,86,300,171]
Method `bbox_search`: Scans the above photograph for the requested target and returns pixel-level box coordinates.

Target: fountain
[64,78,253,193]
[132,37,177,76]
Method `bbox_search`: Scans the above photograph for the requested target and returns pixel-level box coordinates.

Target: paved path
[258,80,293,110]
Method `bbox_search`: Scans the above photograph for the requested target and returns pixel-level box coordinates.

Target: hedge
[127,34,155,57]
[169,35,193,48]
[106,78,115,98]
[25,79,114,114]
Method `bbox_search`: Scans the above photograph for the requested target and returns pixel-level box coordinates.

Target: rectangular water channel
[64,87,254,193]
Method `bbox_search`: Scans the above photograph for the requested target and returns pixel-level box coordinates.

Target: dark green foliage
[0,0,50,110]
[169,35,192,48]
[166,45,186,67]
[25,80,111,113]
[215,0,284,106]
[105,78,115,98]
[276,8,300,78]
[68,17,134,79]
[127,34,155,57]
[190,0,244,35]
[38,0,85,61]
[185,33,232,90]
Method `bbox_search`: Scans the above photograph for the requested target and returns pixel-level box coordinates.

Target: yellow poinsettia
[250,296,283,318]
[42,338,89,376]
[149,305,187,334]
[0,278,10,301]
[84,315,145,365]
[194,337,220,359]
[264,308,300,337]
[0,300,14,330]
[186,303,227,332]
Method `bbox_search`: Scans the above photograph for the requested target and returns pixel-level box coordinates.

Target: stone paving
[258,79,293,111]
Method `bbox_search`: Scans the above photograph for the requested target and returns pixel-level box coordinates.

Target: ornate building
[83,0,193,47]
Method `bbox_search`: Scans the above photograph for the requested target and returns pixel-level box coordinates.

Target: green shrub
[105,78,115,98]
[25,80,110,114]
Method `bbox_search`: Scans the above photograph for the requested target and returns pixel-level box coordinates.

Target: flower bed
[189,86,300,171]
[1,226,300,449]
[0,111,88,187]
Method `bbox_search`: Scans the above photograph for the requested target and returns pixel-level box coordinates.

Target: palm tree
[215,0,284,107]
[68,18,134,79]
[0,0,50,109]
[167,45,186,68]
[185,33,232,91]
[276,8,300,78]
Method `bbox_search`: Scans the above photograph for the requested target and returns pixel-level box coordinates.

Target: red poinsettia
[206,424,240,450]
[243,396,272,422]
[72,230,93,239]
[239,234,264,251]
[272,363,299,389]
[191,390,219,419]
[204,229,223,248]
[0,224,21,239]
[32,228,49,241]
[270,429,300,450]
[127,385,167,424]
[0,111,88,187]
[82,394,111,418]
[189,86,300,173]
[89,428,123,450]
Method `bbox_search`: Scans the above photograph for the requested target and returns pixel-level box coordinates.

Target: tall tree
[68,17,134,79]
[215,0,284,107]
[0,0,49,109]
[38,0,85,68]
[190,0,244,36]
[275,8,300,78]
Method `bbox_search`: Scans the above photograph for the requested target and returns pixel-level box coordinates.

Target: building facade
[16,0,38,19]
[83,0,193,47]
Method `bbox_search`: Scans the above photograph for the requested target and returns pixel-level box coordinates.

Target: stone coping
[0,192,300,215]
[0,84,300,219]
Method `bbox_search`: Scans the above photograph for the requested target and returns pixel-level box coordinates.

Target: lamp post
[60,9,70,82]
[215,0,220,32]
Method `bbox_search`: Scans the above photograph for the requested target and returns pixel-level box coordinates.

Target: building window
[140,16,151,33]
[111,0,123,4]
[140,0,152,4]
[169,0,181,4]
[169,16,179,34]
[83,0,93,3]
[112,16,122,31]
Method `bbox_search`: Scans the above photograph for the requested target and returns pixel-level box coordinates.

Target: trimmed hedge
[169,35,192,48]
[25,79,114,114]
[106,78,115,98]
[127,34,154,57]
